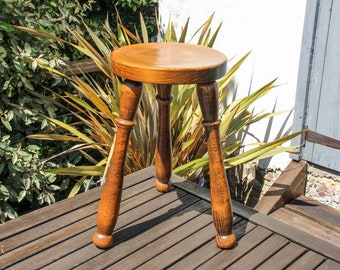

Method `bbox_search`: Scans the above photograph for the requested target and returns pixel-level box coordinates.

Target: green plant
[0,134,76,222]
[0,0,96,222]
[18,14,307,201]
[0,0,156,222]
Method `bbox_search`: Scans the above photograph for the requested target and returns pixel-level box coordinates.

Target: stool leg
[197,82,236,249]
[155,84,173,192]
[93,80,142,249]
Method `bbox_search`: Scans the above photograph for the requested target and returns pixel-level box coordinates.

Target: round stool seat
[111,42,227,84]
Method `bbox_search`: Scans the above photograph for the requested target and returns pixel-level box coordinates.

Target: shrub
[0,0,158,222]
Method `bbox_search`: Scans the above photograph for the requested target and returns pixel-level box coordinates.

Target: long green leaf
[197,13,214,45]
[83,22,111,57]
[218,52,251,93]
[224,129,308,168]
[236,79,278,114]
[47,166,104,176]
[178,18,190,43]
[140,12,149,43]
[27,134,84,142]
[72,77,113,120]
[47,117,94,143]
[207,22,222,48]
[14,25,67,43]
[173,157,209,175]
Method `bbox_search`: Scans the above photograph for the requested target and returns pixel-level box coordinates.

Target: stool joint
[156,94,174,103]
[116,117,136,128]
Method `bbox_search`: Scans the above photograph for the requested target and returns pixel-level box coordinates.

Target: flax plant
[17,14,306,197]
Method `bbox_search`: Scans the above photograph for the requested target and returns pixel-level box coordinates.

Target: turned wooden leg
[93,80,142,249]
[155,84,173,192]
[197,82,236,249]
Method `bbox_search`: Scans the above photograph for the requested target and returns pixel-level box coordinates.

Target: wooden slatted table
[1,167,339,269]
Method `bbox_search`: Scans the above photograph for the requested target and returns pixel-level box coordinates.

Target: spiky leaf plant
[16,14,306,200]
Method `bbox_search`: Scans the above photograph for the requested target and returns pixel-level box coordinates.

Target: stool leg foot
[197,82,236,249]
[93,80,142,249]
[155,84,173,193]
[215,233,237,249]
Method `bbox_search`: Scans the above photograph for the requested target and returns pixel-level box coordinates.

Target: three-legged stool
[93,42,236,249]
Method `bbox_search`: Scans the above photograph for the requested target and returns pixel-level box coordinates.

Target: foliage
[0,0,90,222]
[0,136,64,222]
[110,0,159,34]
[0,94,75,222]
[0,0,158,222]
[19,14,306,203]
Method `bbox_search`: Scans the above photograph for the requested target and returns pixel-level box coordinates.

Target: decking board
[168,219,256,270]
[1,167,339,269]
[256,242,307,270]
[14,185,195,269]
[46,194,201,269]
[226,234,289,270]
[0,168,153,241]
[285,251,326,269]
[270,207,340,248]
[196,226,273,269]
[2,177,161,267]
[110,211,214,269]
[285,195,340,232]
[74,200,211,270]
[317,259,340,270]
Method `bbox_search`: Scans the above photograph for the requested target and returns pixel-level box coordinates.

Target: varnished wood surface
[93,80,143,248]
[197,82,235,248]
[102,43,233,249]
[111,43,227,84]
[1,167,339,269]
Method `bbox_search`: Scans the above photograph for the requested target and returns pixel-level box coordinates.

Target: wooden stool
[93,43,236,249]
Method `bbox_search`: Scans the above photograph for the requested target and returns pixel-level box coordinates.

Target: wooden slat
[166,220,256,270]
[270,208,340,248]
[73,199,211,270]
[305,130,340,150]
[254,160,307,214]
[256,242,307,270]
[45,193,202,269]
[285,251,326,270]
[2,214,97,269]
[226,234,289,269]
[64,59,100,76]
[174,180,258,221]
[317,259,340,270]
[138,216,243,270]
[10,227,94,269]
[1,201,98,255]
[1,181,165,268]
[174,177,340,263]
[249,210,340,262]
[285,195,340,232]
[1,168,158,269]
[0,167,155,240]
[107,210,214,269]
[0,173,159,254]
[168,239,222,270]
[1,167,339,269]
[8,187,194,269]
[197,226,273,269]
[138,219,218,269]
[0,187,101,240]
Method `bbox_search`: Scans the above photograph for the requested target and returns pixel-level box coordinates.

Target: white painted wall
[159,0,307,170]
